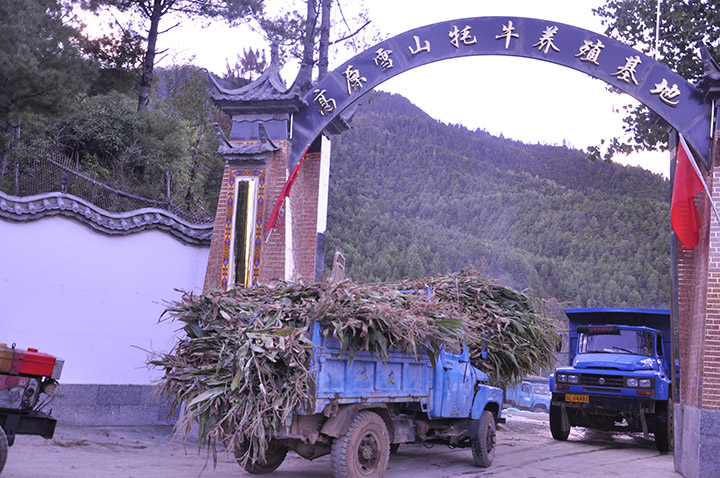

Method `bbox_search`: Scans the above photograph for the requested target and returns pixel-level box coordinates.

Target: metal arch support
[291,16,712,170]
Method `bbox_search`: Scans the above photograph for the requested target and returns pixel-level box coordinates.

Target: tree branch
[331,20,371,45]
[159,22,181,34]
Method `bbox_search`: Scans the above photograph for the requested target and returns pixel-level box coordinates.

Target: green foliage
[591,0,720,159]
[54,91,185,199]
[0,0,95,174]
[82,0,265,21]
[82,22,145,96]
[79,0,266,110]
[151,64,225,213]
[82,23,145,71]
[223,48,268,87]
[0,0,93,120]
[0,0,225,216]
[44,64,225,214]
[255,0,378,84]
[326,92,670,309]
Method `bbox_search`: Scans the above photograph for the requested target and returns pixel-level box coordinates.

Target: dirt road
[2,411,678,478]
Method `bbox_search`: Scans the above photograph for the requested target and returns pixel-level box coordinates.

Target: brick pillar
[260,143,289,283]
[702,131,720,410]
[675,130,720,477]
[290,151,321,282]
[202,143,291,290]
[203,165,232,291]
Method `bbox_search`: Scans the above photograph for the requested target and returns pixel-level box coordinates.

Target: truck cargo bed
[307,322,432,414]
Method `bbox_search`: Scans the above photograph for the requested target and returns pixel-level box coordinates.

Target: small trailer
[236,322,504,478]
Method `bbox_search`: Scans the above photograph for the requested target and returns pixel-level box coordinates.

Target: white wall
[0,217,209,384]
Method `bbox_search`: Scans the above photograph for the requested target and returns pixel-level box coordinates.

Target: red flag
[266,145,310,232]
[671,135,705,249]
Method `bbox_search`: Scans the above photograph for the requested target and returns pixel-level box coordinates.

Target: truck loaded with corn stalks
[151,270,558,478]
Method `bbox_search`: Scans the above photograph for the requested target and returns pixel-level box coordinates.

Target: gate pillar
[674,107,720,477]
[202,60,347,290]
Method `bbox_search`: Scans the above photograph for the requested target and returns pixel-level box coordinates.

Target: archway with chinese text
[289,17,719,476]
[290,16,712,169]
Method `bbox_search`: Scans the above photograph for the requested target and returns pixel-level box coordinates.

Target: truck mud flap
[0,412,57,446]
[560,404,570,432]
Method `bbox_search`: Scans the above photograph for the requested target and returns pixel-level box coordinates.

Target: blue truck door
[518,383,532,409]
[434,349,475,417]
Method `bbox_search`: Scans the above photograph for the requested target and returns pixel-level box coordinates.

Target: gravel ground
[1,410,678,478]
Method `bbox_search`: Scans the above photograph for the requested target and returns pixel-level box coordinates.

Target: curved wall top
[291,16,712,169]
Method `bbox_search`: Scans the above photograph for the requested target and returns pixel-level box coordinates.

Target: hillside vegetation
[325,92,671,308]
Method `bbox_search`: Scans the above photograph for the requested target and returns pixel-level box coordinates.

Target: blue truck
[505,379,551,413]
[549,307,673,451]
[236,321,504,477]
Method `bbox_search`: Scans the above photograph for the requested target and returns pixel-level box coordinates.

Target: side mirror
[481,333,488,360]
[556,334,563,353]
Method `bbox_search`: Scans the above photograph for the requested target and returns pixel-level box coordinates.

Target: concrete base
[47,384,178,426]
[675,404,720,477]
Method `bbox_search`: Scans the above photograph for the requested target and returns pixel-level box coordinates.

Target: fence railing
[4,151,213,225]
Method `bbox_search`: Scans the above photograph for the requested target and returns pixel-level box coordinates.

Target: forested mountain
[325,92,671,308]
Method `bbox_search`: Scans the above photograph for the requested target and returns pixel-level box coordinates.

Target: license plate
[565,393,589,403]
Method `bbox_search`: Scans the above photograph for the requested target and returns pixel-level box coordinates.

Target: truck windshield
[531,384,550,395]
[578,329,654,356]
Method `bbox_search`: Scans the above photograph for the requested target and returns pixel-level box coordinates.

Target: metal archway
[290,16,712,169]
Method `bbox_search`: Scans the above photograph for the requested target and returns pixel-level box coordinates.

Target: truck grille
[579,374,624,387]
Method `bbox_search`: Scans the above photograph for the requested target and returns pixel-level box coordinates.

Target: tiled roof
[0,190,213,246]
[213,123,280,159]
[209,64,303,113]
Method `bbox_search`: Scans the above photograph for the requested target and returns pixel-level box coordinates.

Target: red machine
[0,343,63,473]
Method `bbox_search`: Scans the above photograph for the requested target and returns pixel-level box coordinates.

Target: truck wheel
[472,410,496,467]
[331,410,390,478]
[549,405,570,440]
[234,439,288,474]
[654,400,673,452]
[0,426,7,474]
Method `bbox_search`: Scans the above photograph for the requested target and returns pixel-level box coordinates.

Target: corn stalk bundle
[395,270,559,386]
[150,269,556,466]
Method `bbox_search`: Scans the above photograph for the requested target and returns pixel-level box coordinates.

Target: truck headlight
[639,379,652,388]
[556,373,567,383]
[626,378,639,387]
[568,374,579,384]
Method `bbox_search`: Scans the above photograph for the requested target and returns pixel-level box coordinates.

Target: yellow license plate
[565,393,589,403]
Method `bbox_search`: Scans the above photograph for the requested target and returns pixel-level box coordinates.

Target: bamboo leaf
[187,387,224,408]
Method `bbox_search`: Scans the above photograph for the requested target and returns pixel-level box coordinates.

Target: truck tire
[0,426,7,474]
[234,439,288,474]
[549,405,570,440]
[472,410,496,467]
[331,410,390,478]
[654,400,673,452]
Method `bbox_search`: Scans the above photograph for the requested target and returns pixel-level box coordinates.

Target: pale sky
[146,0,670,178]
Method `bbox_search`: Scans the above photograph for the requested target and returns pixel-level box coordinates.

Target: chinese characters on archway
[313,20,682,115]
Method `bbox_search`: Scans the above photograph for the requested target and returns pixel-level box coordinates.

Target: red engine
[0,344,63,412]
[0,342,63,473]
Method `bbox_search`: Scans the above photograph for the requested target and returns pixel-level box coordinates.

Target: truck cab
[505,379,551,413]
[549,308,673,451]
